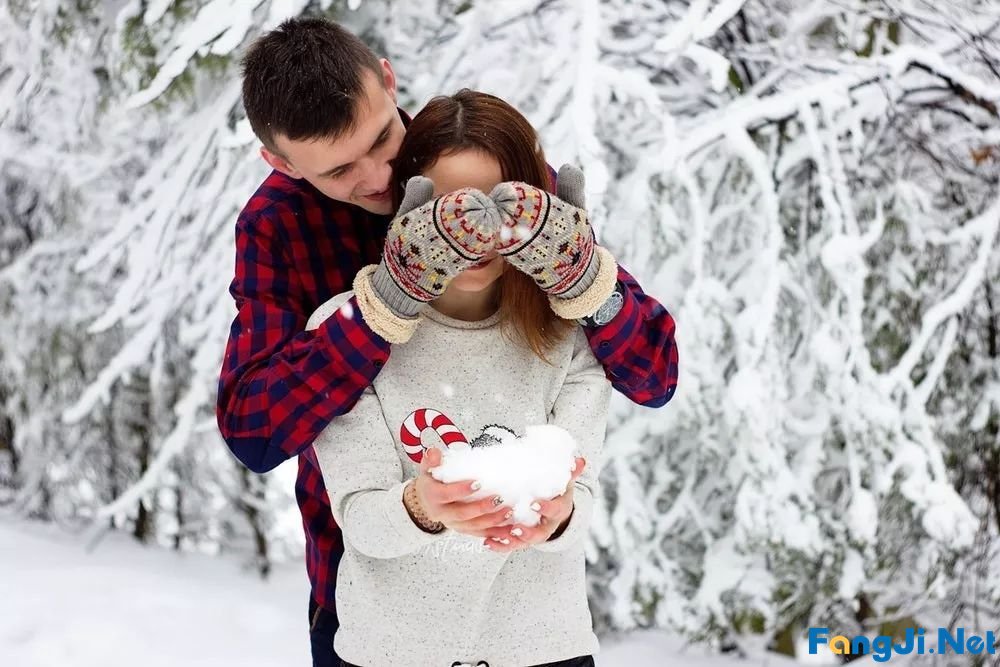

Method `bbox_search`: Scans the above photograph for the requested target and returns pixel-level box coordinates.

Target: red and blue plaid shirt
[217,167,679,613]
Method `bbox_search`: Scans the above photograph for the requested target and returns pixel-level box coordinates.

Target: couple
[217,16,679,667]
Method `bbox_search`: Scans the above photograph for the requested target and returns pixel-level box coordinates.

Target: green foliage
[121,14,161,92]
[857,19,900,58]
[728,67,744,94]
[118,0,237,108]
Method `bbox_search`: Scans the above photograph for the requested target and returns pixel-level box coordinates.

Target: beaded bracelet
[403,481,445,534]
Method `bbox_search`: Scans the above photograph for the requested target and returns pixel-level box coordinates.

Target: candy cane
[400,408,469,463]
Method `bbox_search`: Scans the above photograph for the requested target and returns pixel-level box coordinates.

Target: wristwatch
[577,281,625,327]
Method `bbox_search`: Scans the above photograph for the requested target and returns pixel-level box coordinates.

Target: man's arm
[580,264,679,408]
[501,165,680,409]
[216,211,389,474]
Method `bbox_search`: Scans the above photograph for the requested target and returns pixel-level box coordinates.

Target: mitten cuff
[371,261,426,318]
[548,246,618,320]
[354,265,423,344]
[555,243,602,300]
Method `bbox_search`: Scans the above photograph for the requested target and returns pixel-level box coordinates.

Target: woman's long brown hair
[392,89,573,361]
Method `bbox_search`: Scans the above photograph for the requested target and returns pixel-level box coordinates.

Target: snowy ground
[2,519,863,666]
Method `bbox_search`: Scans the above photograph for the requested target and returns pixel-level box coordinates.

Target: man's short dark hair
[241,17,383,153]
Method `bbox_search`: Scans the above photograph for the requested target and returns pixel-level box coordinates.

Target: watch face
[593,290,624,325]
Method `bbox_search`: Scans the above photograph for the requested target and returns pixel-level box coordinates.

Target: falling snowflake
[441,384,455,398]
[339,301,355,319]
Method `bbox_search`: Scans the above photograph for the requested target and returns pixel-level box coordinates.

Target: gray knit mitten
[369,177,502,317]
[490,164,618,319]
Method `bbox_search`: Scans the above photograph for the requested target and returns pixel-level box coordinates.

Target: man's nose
[359,158,392,193]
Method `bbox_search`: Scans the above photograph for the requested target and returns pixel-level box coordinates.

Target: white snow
[845,489,878,545]
[126,1,255,109]
[142,0,173,25]
[429,424,578,526]
[919,483,979,549]
[837,548,866,601]
[1,519,311,667]
[0,520,806,667]
[684,43,733,93]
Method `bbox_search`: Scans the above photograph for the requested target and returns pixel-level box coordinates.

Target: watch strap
[577,281,625,327]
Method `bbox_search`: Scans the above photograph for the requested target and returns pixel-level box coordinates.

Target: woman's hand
[479,457,587,553]
[368,178,503,319]
[489,166,600,298]
[405,447,514,535]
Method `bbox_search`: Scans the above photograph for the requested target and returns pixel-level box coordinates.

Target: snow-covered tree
[0,0,304,566]
[572,0,1000,654]
[0,0,118,522]
[3,0,999,658]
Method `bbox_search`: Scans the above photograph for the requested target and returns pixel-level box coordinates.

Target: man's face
[262,60,405,215]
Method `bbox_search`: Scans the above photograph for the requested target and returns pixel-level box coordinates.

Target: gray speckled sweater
[306,292,611,667]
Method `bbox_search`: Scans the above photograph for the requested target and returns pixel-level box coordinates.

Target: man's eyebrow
[318,118,393,178]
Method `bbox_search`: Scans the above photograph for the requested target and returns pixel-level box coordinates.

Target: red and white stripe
[400,408,469,463]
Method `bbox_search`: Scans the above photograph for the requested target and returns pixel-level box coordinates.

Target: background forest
[2,0,999,662]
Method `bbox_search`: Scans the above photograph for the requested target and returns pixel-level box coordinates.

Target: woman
[307,90,614,667]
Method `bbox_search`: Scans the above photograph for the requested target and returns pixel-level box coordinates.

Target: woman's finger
[483,536,530,553]
[417,446,443,475]
[476,524,519,541]
[534,497,560,519]
[422,476,480,505]
[508,523,549,544]
[444,495,509,524]
[535,484,575,520]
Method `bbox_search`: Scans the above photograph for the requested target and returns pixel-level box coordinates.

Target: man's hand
[404,447,513,535]
[479,457,587,553]
[370,178,502,318]
[489,165,599,300]
[355,178,507,343]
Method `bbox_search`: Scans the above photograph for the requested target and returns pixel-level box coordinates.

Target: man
[217,16,679,666]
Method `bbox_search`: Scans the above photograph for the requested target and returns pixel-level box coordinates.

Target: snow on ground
[2,520,311,666]
[600,631,802,666]
[3,519,813,666]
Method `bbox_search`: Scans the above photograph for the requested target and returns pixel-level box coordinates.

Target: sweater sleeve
[581,262,679,408]
[216,211,390,474]
[533,328,612,553]
[312,382,447,559]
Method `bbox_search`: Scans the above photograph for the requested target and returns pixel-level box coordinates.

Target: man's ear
[380,58,397,104]
[260,146,302,179]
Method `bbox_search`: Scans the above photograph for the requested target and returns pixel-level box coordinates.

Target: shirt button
[599,341,610,349]
[373,360,384,368]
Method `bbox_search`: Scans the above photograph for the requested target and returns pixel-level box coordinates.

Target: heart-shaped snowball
[428,424,578,526]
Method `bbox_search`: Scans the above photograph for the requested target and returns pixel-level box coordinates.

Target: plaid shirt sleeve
[216,210,390,473]
[580,262,679,408]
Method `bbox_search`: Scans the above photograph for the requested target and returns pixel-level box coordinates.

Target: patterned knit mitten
[489,164,618,319]
[356,177,502,342]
